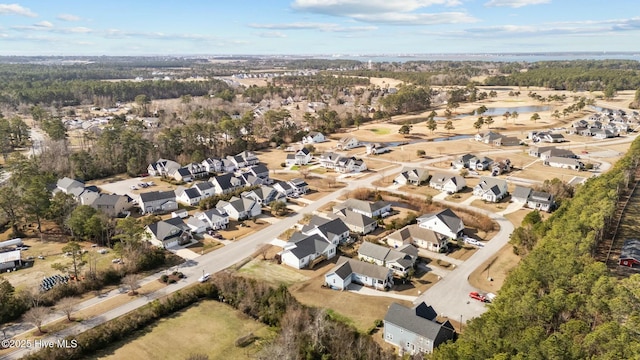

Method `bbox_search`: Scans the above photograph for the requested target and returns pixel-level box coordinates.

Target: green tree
[444,120,455,134]
[511,110,519,124]
[473,117,484,133]
[426,118,437,134]
[476,105,488,116]
[62,241,83,280]
[398,124,412,135]
[42,117,67,141]
[484,116,494,129]
[134,94,151,116]
[530,112,541,123]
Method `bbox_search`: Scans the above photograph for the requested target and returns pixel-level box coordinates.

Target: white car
[130,185,138,190]
[464,237,484,247]
[198,273,211,283]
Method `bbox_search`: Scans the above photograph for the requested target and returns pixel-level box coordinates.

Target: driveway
[346,283,417,302]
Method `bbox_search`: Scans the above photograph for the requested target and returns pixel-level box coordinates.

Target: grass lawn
[237,258,310,286]
[369,128,391,135]
[471,196,512,213]
[185,238,224,255]
[468,243,521,294]
[89,300,274,360]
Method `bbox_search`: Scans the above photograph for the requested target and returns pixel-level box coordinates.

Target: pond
[434,105,552,121]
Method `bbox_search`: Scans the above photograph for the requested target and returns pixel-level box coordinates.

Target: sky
[0,0,639,56]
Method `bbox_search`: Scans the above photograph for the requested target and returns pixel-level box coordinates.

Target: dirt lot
[218,218,270,241]
[468,243,521,294]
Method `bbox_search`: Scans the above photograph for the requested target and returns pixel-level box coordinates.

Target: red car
[469,291,487,302]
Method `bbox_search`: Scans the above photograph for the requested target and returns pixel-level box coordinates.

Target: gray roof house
[55,177,85,195]
[324,256,394,291]
[301,216,351,244]
[90,194,132,217]
[429,173,466,194]
[194,208,229,230]
[330,208,377,235]
[384,302,456,355]
[473,177,508,202]
[215,196,261,221]
[417,209,465,239]
[394,167,430,186]
[210,173,247,195]
[139,190,178,214]
[544,156,584,170]
[334,198,391,218]
[147,159,180,177]
[145,219,192,249]
[387,225,448,253]
[280,233,336,269]
[358,241,418,276]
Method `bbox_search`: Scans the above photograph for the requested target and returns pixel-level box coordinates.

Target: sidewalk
[346,284,417,302]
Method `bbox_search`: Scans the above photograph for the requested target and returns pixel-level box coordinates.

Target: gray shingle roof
[384,302,456,346]
[140,190,176,203]
[621,239,640,262]
[330,256,391,281]
[288,234,332,259]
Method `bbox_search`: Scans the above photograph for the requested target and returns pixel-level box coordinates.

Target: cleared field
[237,258,310,286]
[468,243,521,294]
[90,300,273,360]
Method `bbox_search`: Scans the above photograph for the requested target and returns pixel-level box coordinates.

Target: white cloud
[291,0,475,25]
[484,0,550,8]
[57,13,81,22]
[66,27,91,34]
[34,21,53,28]
[0,3,37,17]
[249,22,377,32]
[256,31,287,38]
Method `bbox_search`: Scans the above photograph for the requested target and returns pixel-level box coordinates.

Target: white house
[331,208,377,235]
[324,256,394,291]
[386,225,448,253]
[473,177,508,202]
[417,209,465,239]
[145,219,191,249]
[429,173,466,193]
[358,241,417,276]
[139,191,178,214]
[215,196,261,220]
[175,187,202,206]
[148,159,180,177]
[336,137,360,150]
[302,131,326,144]
[545,156,584,170]
[194,208,229,230]
[365,143,391,155]
[335,199,391,218]
[394,167,430,186]
[285,147,312,166]
[280,233,336,269]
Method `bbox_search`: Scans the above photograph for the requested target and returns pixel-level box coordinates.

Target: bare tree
[24,306,50,333]
[56,297,77,321]
[122,274,141,295]
[255,244,272,260]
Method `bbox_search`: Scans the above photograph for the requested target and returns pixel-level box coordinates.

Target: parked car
[98,249,108,254]
[464,237,484,247]
[198,273,211,283]
[469,291,489,302]
[37,255,45,260]
[146,181,155,186]
[111,258,121,264]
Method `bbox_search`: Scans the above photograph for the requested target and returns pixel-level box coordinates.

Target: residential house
[171,209,189,219]
[491,159,512,176]
[475,131,503,144]
[540,148,577,161]
[301,216,351,245]
[289,178,309,194]
[358,242,417,276]
[192,181,215,198]
[241,185,286,205]
[302,131,326,144]
[452,154,475,169]
[280,233,336,269]
[172,167,193,183]
[429,173,466,194]
[593,129,616,139]
[394,167,430,186]
[55,177,85,196]
[175,187,202,206]
[145,219,192,249]
[335,198,391,218]
[473,177,508,202]
[147,159,180,177]
[186,217,208,234]
[324,256,394,291]
[330,208,377,235]
[244,164,270,183]
[318,152,341,169]
[215,196,261,220]
[545,156,584,170]
[227,150,259,168]
[528,146,555,158]
[469,156,493,171]
[417,209,465,239]
[184,162,208,179]
[90,194,132,217]
[365,143,391,155]
[210,173,247,195]
[538,132,566,143]
[619,239,640,267]
[336,137,360,150]
[335,156,367,173]
[386,225,448,253]
[512,186,532,204]
[194,208,229,230]
[273,181,296,197]
[78,190,100,206]
[493,135,521,146]
[139,191,178,214]
[201,157,222,173]
[526,191,555,212]
[384,302,456,355]
[285,147,312,166]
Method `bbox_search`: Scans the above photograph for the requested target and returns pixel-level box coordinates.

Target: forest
[432,137,640,359]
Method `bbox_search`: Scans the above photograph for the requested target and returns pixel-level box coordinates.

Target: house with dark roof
[192,181,215,198]
[201,157,223,173]
[138,190,178,214]
[527,191,555,212]
[417,209,465,239]
[245,164,270,183]
[289,178,309,194]
[280,233,337,269]
[145,219,192,248]
[90,194,132,217]
[384,302,456,355]
[334,198,391,218]
[619,239,640,267]
[386,225,448,252]
[394,167,430,186]
[324,256,394,291]
[273,181,295,197]
[469,156,493,171]
[429,173,466,194]
[473,177,508,202]
[175,187,202,206]
[301,216,351,244]
[285,147,312,166]
[452,153,475,169]
[358,242,417,276]
[210,173,247,195]
[241,185,286,205]
[330,208,377,235]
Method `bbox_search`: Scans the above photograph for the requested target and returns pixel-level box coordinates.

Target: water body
[480,106,551,116]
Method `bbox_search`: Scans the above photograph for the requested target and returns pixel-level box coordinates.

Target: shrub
[160,275,169,283]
